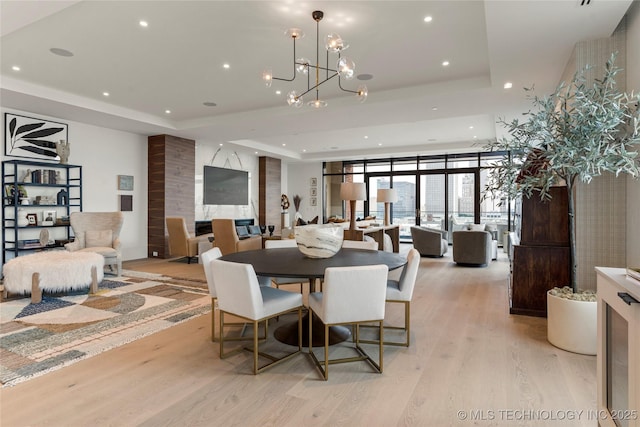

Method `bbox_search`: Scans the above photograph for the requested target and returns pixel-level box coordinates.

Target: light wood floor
[0,248,597,427]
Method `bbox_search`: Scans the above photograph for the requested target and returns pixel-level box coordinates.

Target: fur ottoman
[3,251,104,303]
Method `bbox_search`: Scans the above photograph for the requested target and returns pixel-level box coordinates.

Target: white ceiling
[0,0,633,162]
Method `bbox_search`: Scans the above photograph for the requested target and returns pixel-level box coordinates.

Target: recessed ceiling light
[364,136,368,139]
[50,48,74,57]
[165,110,171,114]
[282,143,286,147]
[473,135,478,139]
[469,126,474,129]
[303,149,307,152]
[275,90,281,95]
[219,143,223,146]
[424,16,433,23]
[139,20,148,27]
[357,73,373,81]
[504,82,513,89]
[203,102,217,107]
[378,143,382,146]
[431,107,438,111]
[442,60,450,67]
[12,65,20,71]
[223,63,230,69]
[255,151,258,154]
[102,92,109,97]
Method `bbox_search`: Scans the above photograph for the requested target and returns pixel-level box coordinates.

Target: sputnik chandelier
[262,10,368,108]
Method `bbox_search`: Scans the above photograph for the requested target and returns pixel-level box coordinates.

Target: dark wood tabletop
[219,247,407,280]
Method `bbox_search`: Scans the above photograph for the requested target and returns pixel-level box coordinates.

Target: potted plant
[484,53,640,354]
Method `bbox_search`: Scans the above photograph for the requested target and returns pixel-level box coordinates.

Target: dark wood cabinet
[510,186,570,317]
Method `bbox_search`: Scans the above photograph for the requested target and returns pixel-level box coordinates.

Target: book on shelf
[18,239,42,249]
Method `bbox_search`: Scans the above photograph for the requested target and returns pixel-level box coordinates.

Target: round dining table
[219,247,407,347]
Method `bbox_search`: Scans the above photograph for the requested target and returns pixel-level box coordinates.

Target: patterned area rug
[0,275,210,387]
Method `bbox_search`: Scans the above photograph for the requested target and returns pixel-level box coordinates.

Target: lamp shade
[340,182,366,201]
[377,188,398,203]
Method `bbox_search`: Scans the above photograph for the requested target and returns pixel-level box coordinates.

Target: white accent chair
[211,259,303,374]
[342,239,379,250]
[264,239,304,293]
[363,248,420,347]
[308,264,388,380]
[202,247,271,342]
[65,211,124,276]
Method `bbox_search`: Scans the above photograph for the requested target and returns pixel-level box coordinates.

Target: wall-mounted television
[203,166,248,205]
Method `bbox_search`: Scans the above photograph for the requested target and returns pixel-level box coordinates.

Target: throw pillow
[308,216,318,224]
[85,229,113,247]
[296,218,307,226]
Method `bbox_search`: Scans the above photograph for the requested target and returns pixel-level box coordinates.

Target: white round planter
[547,291,597,355]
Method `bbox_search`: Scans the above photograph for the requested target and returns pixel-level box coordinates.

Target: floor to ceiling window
[323,151,512,243]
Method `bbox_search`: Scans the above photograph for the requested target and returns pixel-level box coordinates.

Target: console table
[596,267,639,427]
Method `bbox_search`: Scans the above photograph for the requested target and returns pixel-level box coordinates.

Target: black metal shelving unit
[2,159,82,264]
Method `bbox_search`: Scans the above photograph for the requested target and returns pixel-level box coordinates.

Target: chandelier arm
[296,72,339,99]
[338,77,359,94]
[272,37,299,82]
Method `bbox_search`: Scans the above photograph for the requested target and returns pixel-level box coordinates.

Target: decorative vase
[547,290,597,355]
[17,212,29,227]
[295,224,343,258]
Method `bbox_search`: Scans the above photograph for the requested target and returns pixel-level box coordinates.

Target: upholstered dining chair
[342,239,379,250]
[211,219,262,255]
[264,239,305,293]
[308,264,388,380]
[202,247,272,342]
[211,259,303,374]
[165,217,212,264]
[362,248,420,347]
[65,211,124,276]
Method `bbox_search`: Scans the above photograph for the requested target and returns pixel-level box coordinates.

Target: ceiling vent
[579,0,591,5]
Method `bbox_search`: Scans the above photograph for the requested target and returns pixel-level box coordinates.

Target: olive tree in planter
[484,54,640,354]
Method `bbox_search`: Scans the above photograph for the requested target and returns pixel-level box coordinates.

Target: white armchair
[65,211,123,276]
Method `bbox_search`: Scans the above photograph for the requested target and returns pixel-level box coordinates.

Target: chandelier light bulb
[296,58,310,75]
[287,91,303,107]
[285,28,305,39]
[325,33,348,52]
[356,85,368,103]
[263,69,273,87]
[308,99,328,108]
[337,57,355,79]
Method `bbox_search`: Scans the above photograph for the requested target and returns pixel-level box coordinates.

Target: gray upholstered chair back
[452,230,492,266]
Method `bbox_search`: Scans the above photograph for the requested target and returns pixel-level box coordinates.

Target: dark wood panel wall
[148,135,195,258]
[259,156,281,232]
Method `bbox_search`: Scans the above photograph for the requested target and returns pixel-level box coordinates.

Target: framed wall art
[117,175,134,191]
[120,194,133,212]
[310,177,317,187]
[4,113,68,161]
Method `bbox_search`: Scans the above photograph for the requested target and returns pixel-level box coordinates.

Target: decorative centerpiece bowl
[295,224,343,258]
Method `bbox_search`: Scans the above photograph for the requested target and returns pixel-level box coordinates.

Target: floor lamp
[377,188,398,226]
[340,182,367,240]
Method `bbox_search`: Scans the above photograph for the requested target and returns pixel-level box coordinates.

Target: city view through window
[323,153,515,243]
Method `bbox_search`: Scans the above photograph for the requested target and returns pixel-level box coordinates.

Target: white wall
[286,162,323,226]
[626,0,640,268]
[1,108,148,261]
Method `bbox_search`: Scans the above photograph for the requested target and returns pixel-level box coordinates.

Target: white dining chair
[342,239,379,250]
[202,247,272,342]
[362,248,420,347]
[308,264,388,380]
[264,239,305,293]
[211,259,303,374]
